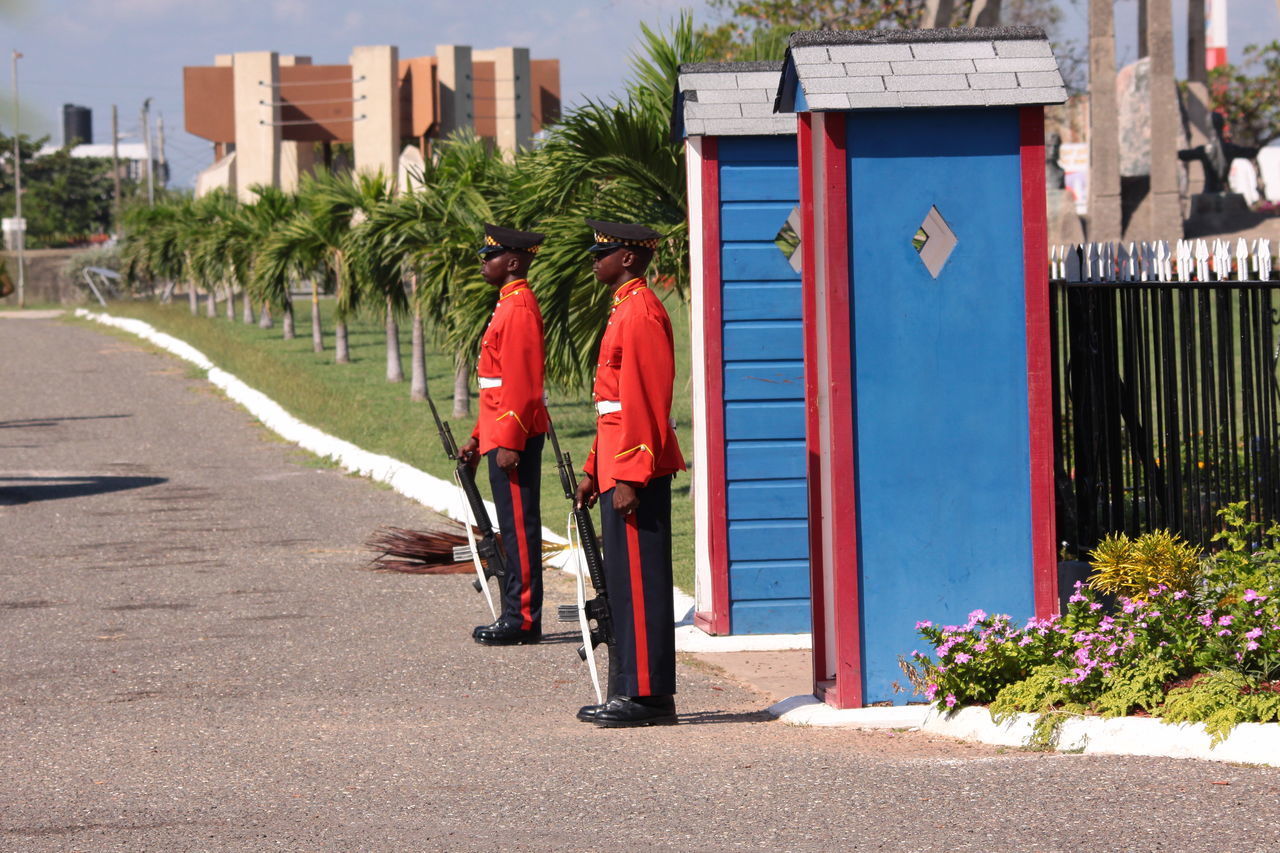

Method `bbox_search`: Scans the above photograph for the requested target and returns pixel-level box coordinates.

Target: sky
[4,0,1278,189]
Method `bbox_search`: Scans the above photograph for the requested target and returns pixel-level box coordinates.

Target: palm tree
[121,198,193,311]
[345,177,413,383]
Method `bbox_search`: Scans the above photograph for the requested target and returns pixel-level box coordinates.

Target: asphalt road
[3,316,1280,852]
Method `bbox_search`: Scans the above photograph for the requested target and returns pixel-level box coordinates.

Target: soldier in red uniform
[574,219,685,727]
[459,224,550,646]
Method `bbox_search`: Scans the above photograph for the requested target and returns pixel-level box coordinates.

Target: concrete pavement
[3,316,1280,852]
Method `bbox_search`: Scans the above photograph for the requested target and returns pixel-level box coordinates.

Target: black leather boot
[472,620,504,639]
[592,695,677,727]
[576,700,609,722]
[474,621,541,646]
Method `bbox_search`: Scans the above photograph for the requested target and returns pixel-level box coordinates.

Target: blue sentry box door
[717,135,810,634]
[844,109,1035,701]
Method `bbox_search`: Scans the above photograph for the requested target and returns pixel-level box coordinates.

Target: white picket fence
[1052,238,1275,284]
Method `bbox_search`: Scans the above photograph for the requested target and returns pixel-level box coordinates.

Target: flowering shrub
[903,506,1280,738]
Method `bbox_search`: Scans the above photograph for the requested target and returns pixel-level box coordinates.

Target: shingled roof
[674,61,794,139]
[776,26,1068,113]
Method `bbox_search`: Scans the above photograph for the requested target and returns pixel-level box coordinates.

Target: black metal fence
[1051,239,1280,554]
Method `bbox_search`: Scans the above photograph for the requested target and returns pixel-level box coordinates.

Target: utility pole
[140,97,154,206]
[111,105,122,236]
[155,112,166,192]
[11,49,24,308]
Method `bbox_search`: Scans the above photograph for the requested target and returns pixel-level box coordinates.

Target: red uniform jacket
[470,279,549,453]
[583,277,685,491]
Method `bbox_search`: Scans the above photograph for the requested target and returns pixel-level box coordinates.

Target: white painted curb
[768,695,929,729]
[76,309,787,648]
[919,705,1280,767]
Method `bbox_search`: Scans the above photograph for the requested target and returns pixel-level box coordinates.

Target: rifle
[549,419,615,704]
[424,393,506,613]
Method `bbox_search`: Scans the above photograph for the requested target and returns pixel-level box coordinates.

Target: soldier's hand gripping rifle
[549,420,615,705]
[425,393,506,618]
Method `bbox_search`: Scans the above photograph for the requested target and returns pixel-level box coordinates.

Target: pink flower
[1243,589,1266,603]
[1247,641,1261,651]
[953,652,972,664]
[973,642,988,653]
[925,683,939,701]
[1246,628,1263,640]
[1174,590,1188,600]
[915,620,933,630]
[945,693,957,708]
[1218,629,1233,636]
[1068,593,1087,604]
[1089,602,1103,611]
[1018,635,1035,646]
[1198,611,1214,627]
[968,609,987,623]
[1218,614,1234,627]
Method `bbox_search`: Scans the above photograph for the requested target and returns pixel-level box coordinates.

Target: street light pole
[11,49,25,308]
[140,97,154,206]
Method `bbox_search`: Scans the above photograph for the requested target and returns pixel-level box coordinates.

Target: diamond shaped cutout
[913,205,957,279]
[774,206,803,274]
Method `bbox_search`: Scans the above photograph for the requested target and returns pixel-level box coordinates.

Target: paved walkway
[3,317,1280,851]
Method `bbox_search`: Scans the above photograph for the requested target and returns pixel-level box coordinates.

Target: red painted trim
[625,514,651,695]
[700,136,732,636]
[798,113,828,691]
[1019,106,1058,618]
[507,469,533,630]
[693,611,716,633]
[820,114,863,710]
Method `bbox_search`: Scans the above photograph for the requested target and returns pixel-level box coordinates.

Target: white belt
[596,400,622,415]
[478,376,502,389]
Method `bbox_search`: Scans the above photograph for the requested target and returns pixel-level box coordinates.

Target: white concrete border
[74,309,813,652]
[765,691,1280,767]
[768,695,929,729]
[919,706,1280,767]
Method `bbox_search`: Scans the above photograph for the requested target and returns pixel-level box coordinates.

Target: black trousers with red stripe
[600,475,676,697]
[486,433,544,630]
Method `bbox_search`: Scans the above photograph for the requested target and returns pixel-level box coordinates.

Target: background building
[183,45,561,199]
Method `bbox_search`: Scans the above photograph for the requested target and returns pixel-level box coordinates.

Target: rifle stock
[549,421,614,671]
[425,394,506,582]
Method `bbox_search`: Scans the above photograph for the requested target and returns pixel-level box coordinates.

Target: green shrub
[1087,529,1202,600]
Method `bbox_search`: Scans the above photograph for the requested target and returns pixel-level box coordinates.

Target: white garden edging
[75,309,806,650]
[919,705,1280,767]
[768,695,929,729]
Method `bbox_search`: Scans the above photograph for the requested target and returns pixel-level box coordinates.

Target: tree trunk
[310,280,324,352]
[225,284,235,320]
[206,286,217,318]
[335,321,350,364]
[242,289,254,324]
[409,305,427,402]
[282,299,295,340]
[452,355,471,418]
[259,303,274,329]
[386,296,403,382]
[187,284,198,315]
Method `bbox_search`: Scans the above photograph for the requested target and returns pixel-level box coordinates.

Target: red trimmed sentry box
[776,27,1067,708]
[675,63,811,637]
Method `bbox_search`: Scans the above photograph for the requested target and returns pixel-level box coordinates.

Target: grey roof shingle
[674,61,794,138]
[777,27,1067,113]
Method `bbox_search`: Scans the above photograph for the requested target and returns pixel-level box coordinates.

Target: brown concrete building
[184,45,560,198]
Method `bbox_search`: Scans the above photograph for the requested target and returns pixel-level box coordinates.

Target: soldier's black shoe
[576,701,607,722]
[474,622,541,646]
[472,620,503,639]
[592,695,677,728]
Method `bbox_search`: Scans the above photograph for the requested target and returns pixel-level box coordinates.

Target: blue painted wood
[724,361,805,401]
[728,519,809,561]
[720,166,799,202]
[730,600,811,634]
[713,134,808,636]
[725,401,804,440]
[722,244,800,281]
[721,202,795,242]
[727,480,808,520]
[723,320,802,361]
[722,283,803,322]
[729,560,811,599]
[843,108,1034,704]
[726,440,805,480]
[718,135,798,162]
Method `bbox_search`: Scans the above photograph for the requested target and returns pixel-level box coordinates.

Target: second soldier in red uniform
[574,219,685,726]
[460,224,550,646]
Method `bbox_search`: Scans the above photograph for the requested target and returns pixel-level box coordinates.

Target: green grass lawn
[90,292,697,595]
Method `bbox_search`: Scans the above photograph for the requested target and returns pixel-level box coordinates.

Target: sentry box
[776,28,1067,707]
[674,62,810,636]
